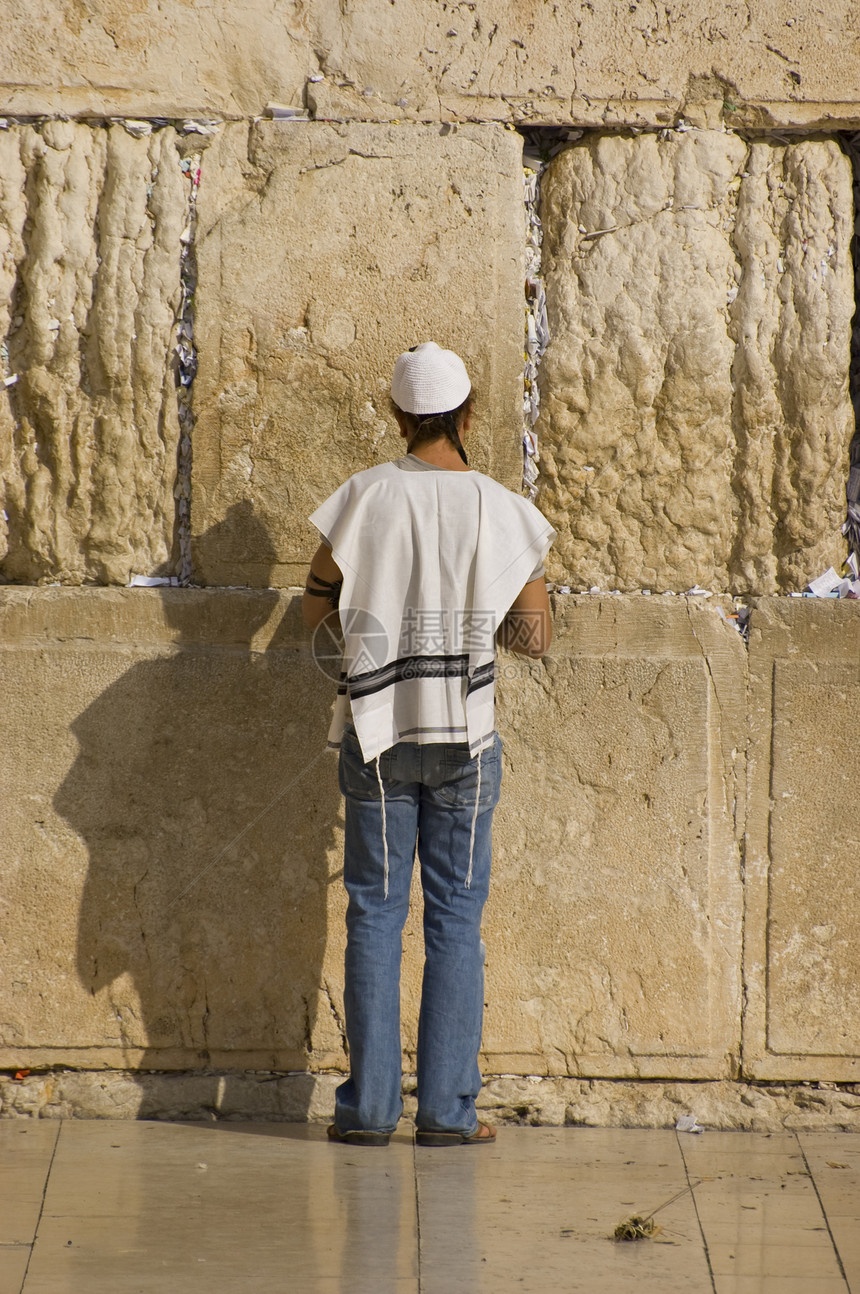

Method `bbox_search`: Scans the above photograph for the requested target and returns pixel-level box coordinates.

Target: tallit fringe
[376,757,389,900]
[466,746,483,889]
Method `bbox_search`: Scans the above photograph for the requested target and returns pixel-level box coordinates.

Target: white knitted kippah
[390,341,471,415]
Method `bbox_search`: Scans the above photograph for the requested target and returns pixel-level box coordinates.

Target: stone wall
[1,1,859,1118]
[2,588,859,1106]
[3,117,853,593]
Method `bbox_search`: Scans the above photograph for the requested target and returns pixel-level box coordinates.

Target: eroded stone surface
[483,594,746,1079]
[731,139,854,591]
[4,0,860,129]
[4,1070,860,1132]
[0,587,346,1071]
[0,0,308,118]
[745,598,860,1082]
[538,132,853,594]
[0,123,185,585]
[191,122,524,586]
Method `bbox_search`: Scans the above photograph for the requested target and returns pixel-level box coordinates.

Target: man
[303,342,555,1146]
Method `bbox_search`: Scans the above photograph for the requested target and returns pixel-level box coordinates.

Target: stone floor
[1,1122,858,1293]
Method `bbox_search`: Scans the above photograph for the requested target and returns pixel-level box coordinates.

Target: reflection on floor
[1,1122,858,1293]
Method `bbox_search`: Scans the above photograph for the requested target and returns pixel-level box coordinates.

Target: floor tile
[798,1134,860,1200]
[711,1278,849,1294]
[824,1220,860,1293]
[0,1245,32,1292]
[0,1122,59,1245]
[27,1122,417,1293]
[706,1240,845,1278]
[698,1220,830,1247]
[678,1127,843,1290]
[794,1130,860,1288]
[417,1128,712,1294]
[796,1133,860,1163]
[682,1132,801,1155]
[3,1121,855,1293]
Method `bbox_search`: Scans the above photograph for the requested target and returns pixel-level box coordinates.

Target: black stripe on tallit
[466,662,495,695]
[337,656,496,701]
[347,653,470,700]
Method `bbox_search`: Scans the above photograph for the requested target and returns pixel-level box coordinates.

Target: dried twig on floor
[613,1178,705,1242]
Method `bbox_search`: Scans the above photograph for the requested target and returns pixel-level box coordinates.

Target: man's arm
[302,542,344,630]
[496,577,552,658]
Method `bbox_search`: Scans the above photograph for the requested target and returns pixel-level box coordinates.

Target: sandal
[416,1121,497,1147]
[327,1124,390,1147]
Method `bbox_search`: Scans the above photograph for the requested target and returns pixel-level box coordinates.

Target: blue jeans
[335,726,503,1136]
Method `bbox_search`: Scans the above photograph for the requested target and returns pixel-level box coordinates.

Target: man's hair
[393,396,472,462]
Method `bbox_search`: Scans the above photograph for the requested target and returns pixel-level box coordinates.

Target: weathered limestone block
[0,1069,342,1123]
[571,3,860,132]
[539,131,747,592]
[5,1070,860,1131]
[538,131,853,594]
[306,0,578,125]
[3,1,859,128]
[731,139,854,591]
[192,122,524,586]
[0,123,186,585]
[0,0,308,118]
[0,587,348,1071]
[479,1076,860,1132]
[745,599,860,1082]
[481,594,746,1079]
[2,589,743,1081]
[306,2,858,129]
[304,2,860,131]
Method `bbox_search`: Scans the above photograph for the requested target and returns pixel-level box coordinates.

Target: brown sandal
[327,1124,390,1147]
[416,1121,497,1147]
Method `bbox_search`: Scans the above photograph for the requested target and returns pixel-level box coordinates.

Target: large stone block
[731,140,854,591]
[0,586,348,1072]
[306,1,860,130]
[2,2,859,128]
[483,594,746,1078]
[191,121,525,586]
[745,599,860,1081]
[538,131,853,595]
[0,0,308,118]
[0,122,186,585]
[2,589,744,1080]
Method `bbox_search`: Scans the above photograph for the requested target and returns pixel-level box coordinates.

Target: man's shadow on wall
[54,504,344,1119]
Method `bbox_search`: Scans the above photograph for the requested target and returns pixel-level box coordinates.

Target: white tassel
[376,757,389,899]
[466,746,483,889]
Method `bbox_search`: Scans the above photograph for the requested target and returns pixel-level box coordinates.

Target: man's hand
[496,577,552,658]
[302,543,344,630]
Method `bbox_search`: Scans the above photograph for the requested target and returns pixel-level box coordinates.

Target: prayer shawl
[310,460,556,763]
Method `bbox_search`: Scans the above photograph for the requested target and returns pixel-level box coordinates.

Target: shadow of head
[161,501,284,643]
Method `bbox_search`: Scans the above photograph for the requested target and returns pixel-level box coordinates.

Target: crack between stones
[839,130,860,566]
[174,148,200,585]
[298,148,394,175]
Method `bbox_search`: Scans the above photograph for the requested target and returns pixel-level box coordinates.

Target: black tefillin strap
[305,572,342,608]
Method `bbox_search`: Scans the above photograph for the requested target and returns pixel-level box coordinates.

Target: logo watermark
[311,606,546,683]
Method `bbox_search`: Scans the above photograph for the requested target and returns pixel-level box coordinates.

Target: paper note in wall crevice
[807,567,842,597]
